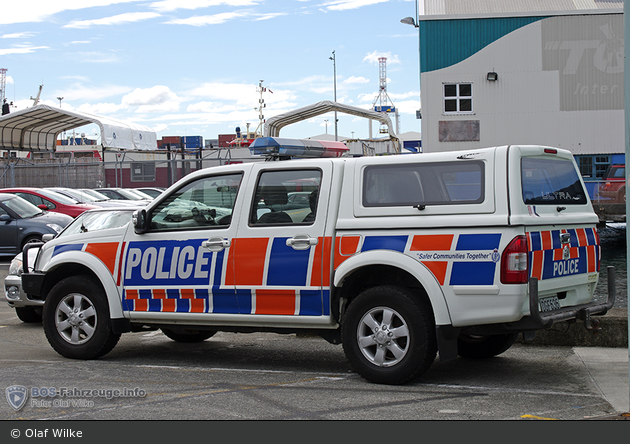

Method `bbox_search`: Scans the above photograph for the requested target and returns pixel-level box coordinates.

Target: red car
[597,164,626,203]
[0,188,100,218]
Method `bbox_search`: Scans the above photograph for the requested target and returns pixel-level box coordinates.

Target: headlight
[6,286,20,300]
[8,258,23,276]
[46,224,63,233]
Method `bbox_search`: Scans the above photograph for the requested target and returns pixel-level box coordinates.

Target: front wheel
[457,333,518,359]
[43,276,120,359]
[342,286,437,385]
[15,306,42,323]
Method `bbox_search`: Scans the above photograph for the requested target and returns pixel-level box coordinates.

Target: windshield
[60,210,134,237]
[3,195,44,218]
[57,189,98,203]
[38,189,81,205]
[126,189,152,200]
[116,189,148,200]
[81,189,110,201]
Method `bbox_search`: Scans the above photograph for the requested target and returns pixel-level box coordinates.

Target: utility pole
[329,51,338,141]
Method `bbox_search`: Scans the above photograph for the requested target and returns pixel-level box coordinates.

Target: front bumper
[4,273,44,308]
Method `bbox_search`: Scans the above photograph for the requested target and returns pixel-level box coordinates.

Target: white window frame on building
[443,82,473,115]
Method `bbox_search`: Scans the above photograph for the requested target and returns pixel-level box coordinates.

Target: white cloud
[253,12,288,21]
[57,83,133,101]
[122,85,182,113]
[187,82,263,104]
[149,0,258,13]
[164,12,247,26]
[0,46,48,56]
[322,0,389,12]
[363,51,401,65]
[1,1,147,25]
[77,102,125,115]
[1,32,36,39]
[64,12,161,29]
[343,76,369,85]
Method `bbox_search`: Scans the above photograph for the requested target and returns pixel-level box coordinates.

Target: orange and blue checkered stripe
[527,228,599,280]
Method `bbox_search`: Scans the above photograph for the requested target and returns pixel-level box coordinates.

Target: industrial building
[412,0,624,192]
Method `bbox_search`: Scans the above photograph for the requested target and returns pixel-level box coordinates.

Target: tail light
[501,235,529,284]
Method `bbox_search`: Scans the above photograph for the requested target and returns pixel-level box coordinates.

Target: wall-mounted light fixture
[486,71,498,81]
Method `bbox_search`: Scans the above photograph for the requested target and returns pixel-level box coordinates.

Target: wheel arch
[333,250,452,326]
[40,252,124,319]
[19,230,47,249]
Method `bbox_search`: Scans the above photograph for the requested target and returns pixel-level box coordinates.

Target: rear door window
[521,158,587,205]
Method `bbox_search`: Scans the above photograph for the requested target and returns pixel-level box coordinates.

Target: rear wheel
[43,276,120,359]
[161,328,216,343]
[342,285,437,385]
[457,333,518,359]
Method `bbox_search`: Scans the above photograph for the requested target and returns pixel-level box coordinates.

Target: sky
[0,0,422,144]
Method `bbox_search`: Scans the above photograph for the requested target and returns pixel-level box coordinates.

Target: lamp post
[401,0,422,141]
[324,119,329,134]
[329,50,338,141]
[57,96,64,108]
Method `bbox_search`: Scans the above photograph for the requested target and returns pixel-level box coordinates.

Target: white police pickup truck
[21,142,615,384]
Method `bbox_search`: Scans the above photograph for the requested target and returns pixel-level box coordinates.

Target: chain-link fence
[1,150,262,189]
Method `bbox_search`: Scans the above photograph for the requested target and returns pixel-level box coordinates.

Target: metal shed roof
[0,104,157,152]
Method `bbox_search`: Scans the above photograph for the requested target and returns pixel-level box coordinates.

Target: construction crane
[371,57,399,135]
[31,83,43,106]
[1,68,9,115]
[0,68,7,104]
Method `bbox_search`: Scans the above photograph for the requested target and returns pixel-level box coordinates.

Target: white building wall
[421,14,624,155]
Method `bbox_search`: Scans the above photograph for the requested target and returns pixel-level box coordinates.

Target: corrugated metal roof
[422,0,622,17]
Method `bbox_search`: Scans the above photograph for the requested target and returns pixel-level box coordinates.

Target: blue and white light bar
[249,137,349,158]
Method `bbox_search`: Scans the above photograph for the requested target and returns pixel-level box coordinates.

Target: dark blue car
[0,193,73,256]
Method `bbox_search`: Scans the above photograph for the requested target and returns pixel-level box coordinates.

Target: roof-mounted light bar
[249,137,349,159]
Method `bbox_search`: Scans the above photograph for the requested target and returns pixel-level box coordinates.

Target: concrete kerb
[517,307,629,348]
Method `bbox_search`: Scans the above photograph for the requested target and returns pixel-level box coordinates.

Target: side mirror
[133,209,148,234]
[38,204,49,210]
[42,233,55,242]
[0,214,11,222]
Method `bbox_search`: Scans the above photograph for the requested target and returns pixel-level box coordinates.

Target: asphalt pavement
[0,258,628,422]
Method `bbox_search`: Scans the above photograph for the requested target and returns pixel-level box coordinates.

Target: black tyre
[341,285,437,385]
[457,333,518,359]
[42,276,120,359]
[15,306,42,323]
[21,235,42,250]
[161,327,216,343]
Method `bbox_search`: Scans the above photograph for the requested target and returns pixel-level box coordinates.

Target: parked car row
[0,186,163,259]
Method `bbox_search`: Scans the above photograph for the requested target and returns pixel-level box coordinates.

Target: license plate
[539,296,561,313]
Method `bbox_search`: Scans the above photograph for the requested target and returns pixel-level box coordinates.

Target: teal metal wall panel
[419,16,548,72]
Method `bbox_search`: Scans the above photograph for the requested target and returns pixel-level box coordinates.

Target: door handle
[202,237,231,252]
[286,235,318,250]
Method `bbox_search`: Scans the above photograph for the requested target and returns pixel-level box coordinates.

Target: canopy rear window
[521,158,587,205]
